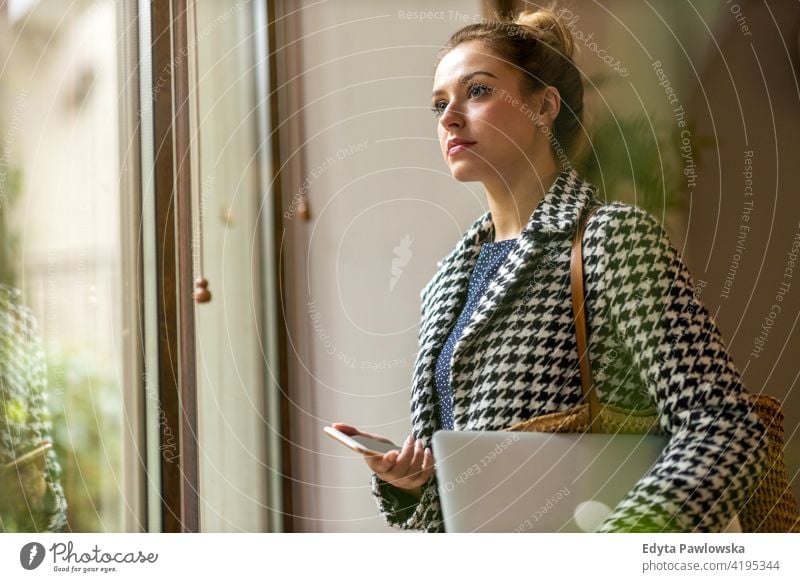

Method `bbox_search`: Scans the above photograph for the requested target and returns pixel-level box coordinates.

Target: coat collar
[424,165,601,314]
[414,165,603,434]
[436,165,599,267]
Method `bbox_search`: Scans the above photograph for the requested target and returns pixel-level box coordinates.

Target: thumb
[379,450,399,470]
[366,450,396,474]
[331,422,357,436]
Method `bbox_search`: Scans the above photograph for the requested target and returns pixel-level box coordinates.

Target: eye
[467,82,493,99]
[430,101,447,117]
[430,82,495,117]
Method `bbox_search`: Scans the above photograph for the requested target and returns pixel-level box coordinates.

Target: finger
[420,447,434,482]
[404,449,433,490]
[393,436,415,476]
[365,451,395,474]
[421,447,434,471]
[331,423,358,436]
[406,440,426,482]
[376,449,400,472]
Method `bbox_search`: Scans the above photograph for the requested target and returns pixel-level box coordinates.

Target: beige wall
[280,0,487,532]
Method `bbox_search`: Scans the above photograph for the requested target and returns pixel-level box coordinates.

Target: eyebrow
[431,71,499,98]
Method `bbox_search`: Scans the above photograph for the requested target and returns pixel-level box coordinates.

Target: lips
[447,139,476,156]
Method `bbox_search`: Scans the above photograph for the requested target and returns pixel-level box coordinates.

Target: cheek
[475,102,529,144]
[437,127,449,159]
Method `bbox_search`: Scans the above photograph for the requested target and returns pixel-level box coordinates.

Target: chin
[448,161,486,183]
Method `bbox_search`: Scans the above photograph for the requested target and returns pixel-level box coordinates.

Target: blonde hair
[434,2,586,162]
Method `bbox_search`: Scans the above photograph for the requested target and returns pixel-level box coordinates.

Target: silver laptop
[432,429,670,532]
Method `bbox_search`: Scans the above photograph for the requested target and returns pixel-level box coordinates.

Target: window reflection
[0,0,129,532]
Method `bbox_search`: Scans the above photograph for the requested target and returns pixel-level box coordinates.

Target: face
[431,40,558,184]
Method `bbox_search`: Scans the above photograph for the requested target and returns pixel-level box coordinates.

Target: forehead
[432,41,510,92]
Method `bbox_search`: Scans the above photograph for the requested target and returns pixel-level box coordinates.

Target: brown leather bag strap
[570,204,603,433]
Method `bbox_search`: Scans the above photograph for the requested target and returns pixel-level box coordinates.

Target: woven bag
[738,395,800,532]
[503,204,800,532]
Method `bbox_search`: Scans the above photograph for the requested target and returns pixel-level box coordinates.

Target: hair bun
[514,7,577,61]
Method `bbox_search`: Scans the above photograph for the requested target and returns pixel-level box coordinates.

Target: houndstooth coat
[371,166,767,532]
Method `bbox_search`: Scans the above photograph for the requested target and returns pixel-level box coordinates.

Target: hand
[331,422,435,498]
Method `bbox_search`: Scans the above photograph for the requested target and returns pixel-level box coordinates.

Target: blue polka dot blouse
[433,237,519,430]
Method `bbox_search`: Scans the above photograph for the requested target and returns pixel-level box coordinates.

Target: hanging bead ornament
[190,0,211,304]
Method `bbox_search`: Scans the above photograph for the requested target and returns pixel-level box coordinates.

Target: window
[0,0,144,531]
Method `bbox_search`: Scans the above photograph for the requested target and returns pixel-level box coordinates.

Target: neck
[483,157,562,242]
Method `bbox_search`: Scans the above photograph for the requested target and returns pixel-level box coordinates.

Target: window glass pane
[192,0,271,532]
[1,0,140,532]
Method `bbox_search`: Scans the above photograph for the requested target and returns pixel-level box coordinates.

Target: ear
[530,86,561,130]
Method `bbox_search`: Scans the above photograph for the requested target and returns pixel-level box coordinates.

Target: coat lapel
[452,167,598,360]
[409,210,492,444]
[410,166,602,441]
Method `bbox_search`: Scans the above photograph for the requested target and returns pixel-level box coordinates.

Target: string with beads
[190,0,211,303]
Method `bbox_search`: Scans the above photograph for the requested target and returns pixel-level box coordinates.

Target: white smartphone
[323,426,401,456]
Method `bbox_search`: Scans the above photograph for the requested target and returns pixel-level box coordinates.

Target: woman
[334,5,766,533]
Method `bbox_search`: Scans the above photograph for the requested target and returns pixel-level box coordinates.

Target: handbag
[503,204,800,532]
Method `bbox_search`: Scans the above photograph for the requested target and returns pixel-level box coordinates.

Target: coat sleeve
[370,471,444,531]
[368,341,446,532]
[587,204,767,532]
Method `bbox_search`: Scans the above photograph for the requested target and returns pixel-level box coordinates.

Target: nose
[439,102,464,130]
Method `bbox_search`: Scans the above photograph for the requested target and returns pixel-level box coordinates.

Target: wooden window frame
[147,0,293,532]
[149,0,199,532]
